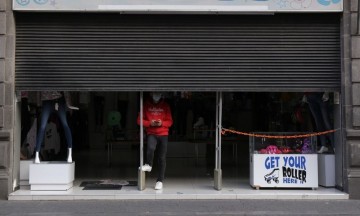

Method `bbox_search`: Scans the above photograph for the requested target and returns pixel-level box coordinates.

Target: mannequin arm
[302,95,307,104]
[64,92,79,110]
[322,92,329,102]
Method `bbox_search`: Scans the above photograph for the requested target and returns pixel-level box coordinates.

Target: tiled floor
[9,148,349,200]
[9,176,348,200]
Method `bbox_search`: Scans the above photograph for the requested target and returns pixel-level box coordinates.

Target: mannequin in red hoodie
[137,92,173,190]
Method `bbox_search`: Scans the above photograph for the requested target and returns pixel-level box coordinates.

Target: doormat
[81,180,137,190]
[83,184,122,190]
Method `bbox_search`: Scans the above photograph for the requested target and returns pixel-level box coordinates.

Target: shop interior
[18,91,341,194]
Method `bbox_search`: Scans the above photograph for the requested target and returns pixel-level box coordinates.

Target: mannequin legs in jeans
[307,93,334,153]
[34,99,73,163]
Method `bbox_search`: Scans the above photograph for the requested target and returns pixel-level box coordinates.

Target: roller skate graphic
[264,168,279,184]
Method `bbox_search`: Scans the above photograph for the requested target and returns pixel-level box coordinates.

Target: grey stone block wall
[350,0,360,131]
[0,1,5,11]
[348,0,360,199]
[0,0,15,200]
[0,180,8,200]
[352,60,360,82]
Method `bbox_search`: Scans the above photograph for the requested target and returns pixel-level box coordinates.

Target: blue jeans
[307,93,333,148]
[35,99,72,152]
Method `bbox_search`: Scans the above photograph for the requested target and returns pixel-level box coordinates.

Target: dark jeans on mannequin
[146,135,168,182]
[35,98,72,152]
[21,98,31,146]
[307,93,334,148]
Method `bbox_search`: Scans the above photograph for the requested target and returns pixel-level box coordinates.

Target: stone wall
[0,0,15,200]
[346,0,360,199]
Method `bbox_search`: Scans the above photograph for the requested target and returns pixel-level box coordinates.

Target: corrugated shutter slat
[15,13,340,92]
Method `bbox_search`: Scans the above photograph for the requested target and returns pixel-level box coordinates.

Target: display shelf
[250,132,317,155]
[249,132,318,189]
[318,154,335,187]
[29,161,75,191]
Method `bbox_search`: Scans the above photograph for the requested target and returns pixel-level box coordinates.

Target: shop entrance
[17,90,342,193]
[13,12,344,198]
[18,91,220,187]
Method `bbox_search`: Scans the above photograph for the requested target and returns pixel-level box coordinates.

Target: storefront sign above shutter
[13,0,342,12]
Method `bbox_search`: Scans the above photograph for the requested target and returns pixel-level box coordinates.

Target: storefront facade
[1,0,360,199]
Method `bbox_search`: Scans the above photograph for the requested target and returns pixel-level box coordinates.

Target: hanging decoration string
[221,128,338,139]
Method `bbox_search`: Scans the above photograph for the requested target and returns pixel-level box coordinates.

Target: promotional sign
[250,154,318,188]
[13,0,343,12]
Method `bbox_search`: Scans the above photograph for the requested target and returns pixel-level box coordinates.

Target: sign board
[13,0,343,12]
[250,154,318,188]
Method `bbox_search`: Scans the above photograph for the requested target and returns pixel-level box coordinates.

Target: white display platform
[318,154,335,187]
[20,160,33,186]
[29,161,75,191]
[250,154,318,189]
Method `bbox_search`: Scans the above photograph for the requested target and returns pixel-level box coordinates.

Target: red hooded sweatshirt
[137,99,173,136]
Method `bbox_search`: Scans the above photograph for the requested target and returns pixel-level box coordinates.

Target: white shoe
[67,155,72,163]
[155,181,163,190]
[34,152,40,164]
[318,146,329,154]
[141,164,152,172]
[67,148,72,163]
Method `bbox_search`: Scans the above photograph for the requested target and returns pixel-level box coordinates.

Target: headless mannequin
[34,91,73,163]
[304,92,334,153]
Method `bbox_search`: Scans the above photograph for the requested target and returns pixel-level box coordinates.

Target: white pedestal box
[250,154,318,189]
[20,160,33,186]
[29,162,75,191]
[318,154,335,187]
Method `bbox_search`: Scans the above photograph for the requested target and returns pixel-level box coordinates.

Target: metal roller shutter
[15,13,340,92]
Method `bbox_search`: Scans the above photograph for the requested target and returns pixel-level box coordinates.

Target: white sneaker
[141,164,152,172]
[155,181,163,190]
[318,146,329,154]
[34,156,40,164]
[67,148,72,163]
[67,155,72,163]
[34,152,40,164]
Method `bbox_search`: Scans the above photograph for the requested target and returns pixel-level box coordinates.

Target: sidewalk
[1,199,360,216]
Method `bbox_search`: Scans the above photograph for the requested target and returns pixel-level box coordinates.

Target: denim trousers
[307,93,333,148]
[146,135,168,182]
[35,99,72,152]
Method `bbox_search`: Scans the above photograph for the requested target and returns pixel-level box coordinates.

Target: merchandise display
[250,132,318,189]
[252,133,317,155]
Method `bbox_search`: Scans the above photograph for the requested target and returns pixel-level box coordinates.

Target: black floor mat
[83,184,122,190]
[124,180,137,186]
[80,181,102,187]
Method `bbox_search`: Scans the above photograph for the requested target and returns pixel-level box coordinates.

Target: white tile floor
[9,148,349,200]
[9,177,348,200]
